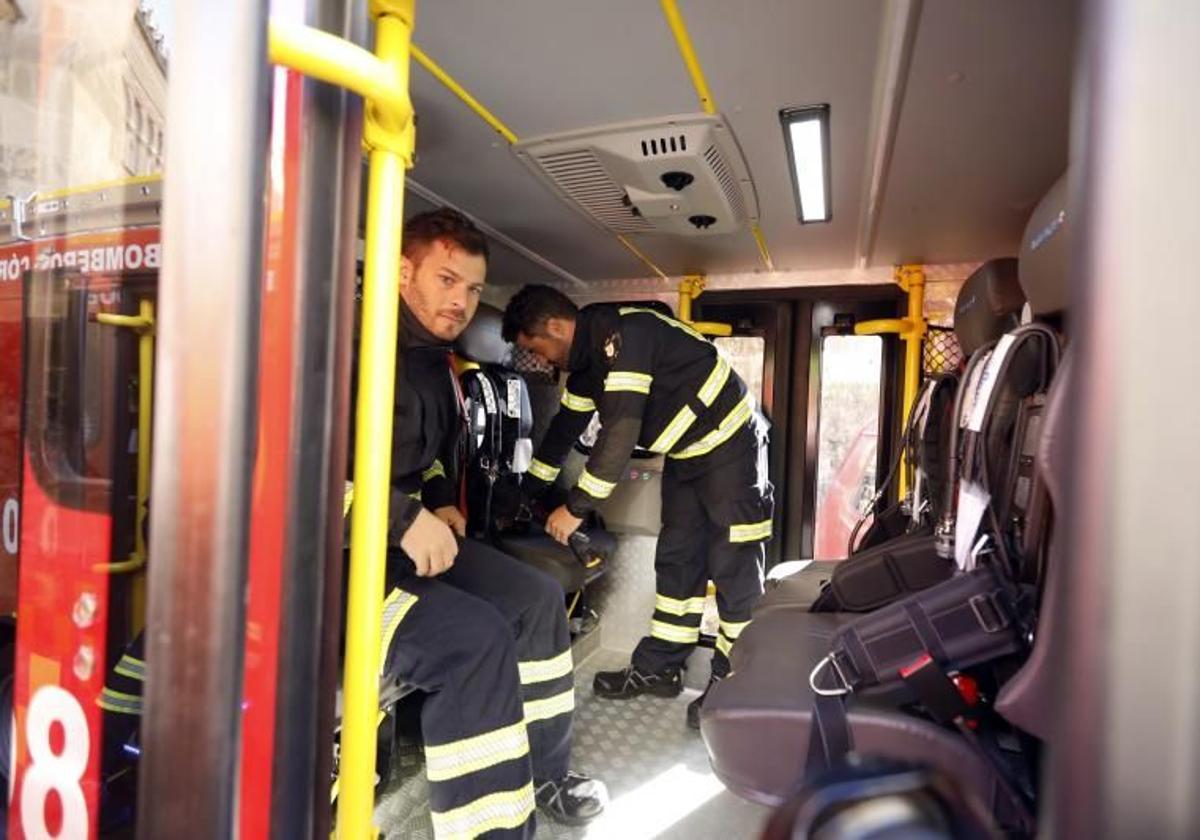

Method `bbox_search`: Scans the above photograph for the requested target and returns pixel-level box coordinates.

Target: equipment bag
[811,532,954,613]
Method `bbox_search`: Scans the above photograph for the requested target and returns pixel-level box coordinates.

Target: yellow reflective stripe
[528,458,561,483]
[114,655,146,681]
[577,469,616,500]
[379,588,419,673]
[698,356,731,406]
[429,781,535,840]
[560,390,596,413]
[716,633,734,658]
[518,649,574,685]
[604,370,653,394]
[655,593,707,617]
[719,619,752,640]
[729,519,773,543]
[619,306,706,342]
[425,720,530,783]
[648,405,697,454]
[670,396,752,460]
[650,619,701,644]
[523,687,575,724]
[98,687,143,715]
[422,460,446,482]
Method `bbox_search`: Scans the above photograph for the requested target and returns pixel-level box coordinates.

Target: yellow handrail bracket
[854,264,926,497]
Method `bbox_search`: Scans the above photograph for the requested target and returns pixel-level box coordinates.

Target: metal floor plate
[374,646,771,840]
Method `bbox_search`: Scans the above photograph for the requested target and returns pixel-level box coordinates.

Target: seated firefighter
[348,208,606,837]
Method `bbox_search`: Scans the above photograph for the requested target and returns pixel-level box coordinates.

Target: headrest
[456,303,512,366]
[953,258,1027,356]
[1019,171,1070,316]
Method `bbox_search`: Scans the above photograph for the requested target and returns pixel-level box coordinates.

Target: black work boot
[535,771,608,826]
[686,675,724,730]
[592,665,682,699]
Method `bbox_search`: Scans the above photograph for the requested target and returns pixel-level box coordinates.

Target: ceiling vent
[514,113,759,237]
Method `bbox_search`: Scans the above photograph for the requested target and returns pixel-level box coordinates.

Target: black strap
[805,692,852,780]
[902,600,949,665]
[899,655,967,724]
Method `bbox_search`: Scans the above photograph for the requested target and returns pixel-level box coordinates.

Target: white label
[506,379,522,419]
[2,497,18,555]
[21,685,90,839]
[967,334,1016,432]
[955,481,991,572]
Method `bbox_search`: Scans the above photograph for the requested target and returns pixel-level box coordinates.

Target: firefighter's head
[400,208,489,341]
[502,284,579,369]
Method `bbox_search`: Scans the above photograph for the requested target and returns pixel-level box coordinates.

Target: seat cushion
[700,607,1009,816]
[496,530,613,592]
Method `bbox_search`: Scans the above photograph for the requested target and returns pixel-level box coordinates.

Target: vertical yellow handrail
[854,264,926,498]
[94,299,155,581]
[269,3,416,836]
[677,274,731,337]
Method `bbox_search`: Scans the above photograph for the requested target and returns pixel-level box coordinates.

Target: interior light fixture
[780,104,832,224]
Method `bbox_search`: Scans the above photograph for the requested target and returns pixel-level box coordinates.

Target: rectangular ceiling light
[780,104,832,224]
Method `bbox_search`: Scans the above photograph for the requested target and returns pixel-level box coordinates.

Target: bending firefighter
[350,212,606,837]
[502,287,773,729]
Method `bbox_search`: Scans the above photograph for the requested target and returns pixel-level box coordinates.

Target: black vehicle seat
[701,172,1071,817]
[455,304,614,593]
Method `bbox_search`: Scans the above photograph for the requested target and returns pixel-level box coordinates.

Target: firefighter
[351,211,606,836]
[501,286,772,729]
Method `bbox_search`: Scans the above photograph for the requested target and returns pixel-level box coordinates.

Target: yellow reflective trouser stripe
[422,460,446,482]
[654,594,706,617]
[719,619,752,640]
[604,370,653,394]
[114,654,146,681]
[528,458,560,483]
[651,619,701,644]
[716,634,734,657]
[560,390,596,412]
[343,481,354,517]
[577,469,616,499]
[648,405,697,454]
[429,781,535,840]
[670,396,752,460]
[523,687,575,724]
[424,720,531,783]
[518,649,573,685]
[98,687,143,715]
[698,357,731,406]
[379,588,420,674]
[729,519,773,543]
[619,306,706,342]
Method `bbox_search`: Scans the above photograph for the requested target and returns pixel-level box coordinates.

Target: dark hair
[501,284,579,342]
[403,207,489,265]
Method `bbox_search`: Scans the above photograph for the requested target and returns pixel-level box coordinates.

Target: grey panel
[870,0,1080,266]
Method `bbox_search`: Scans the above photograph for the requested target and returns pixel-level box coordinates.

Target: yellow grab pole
[659,0,716,115]
[266,4,416,834]
[677,275,732,338]
[94,301,155,579]
[411,45,518,145]
[854,264,925,498]
[340,4,415,837]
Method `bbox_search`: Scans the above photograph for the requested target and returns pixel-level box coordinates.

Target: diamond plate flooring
[375,646,771,840]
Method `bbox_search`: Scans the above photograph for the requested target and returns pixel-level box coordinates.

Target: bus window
[714,335,765,408]
[813,335,882,560]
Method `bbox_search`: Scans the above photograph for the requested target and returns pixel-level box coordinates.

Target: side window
[714,335,765,410]
[812,335,882,560]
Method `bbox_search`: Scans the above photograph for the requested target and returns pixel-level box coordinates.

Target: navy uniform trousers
[383,538,574,839]
[631,425,772,681]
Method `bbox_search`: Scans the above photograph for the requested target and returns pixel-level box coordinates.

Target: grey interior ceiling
[403,0,1079,286]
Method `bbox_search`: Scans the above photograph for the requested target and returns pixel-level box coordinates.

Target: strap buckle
[809,653,853,697]
[969,591,1011,633]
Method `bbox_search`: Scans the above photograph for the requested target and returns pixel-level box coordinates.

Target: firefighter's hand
[433,505,467,538]
[545,505,584,546]
[401,508,459,576]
